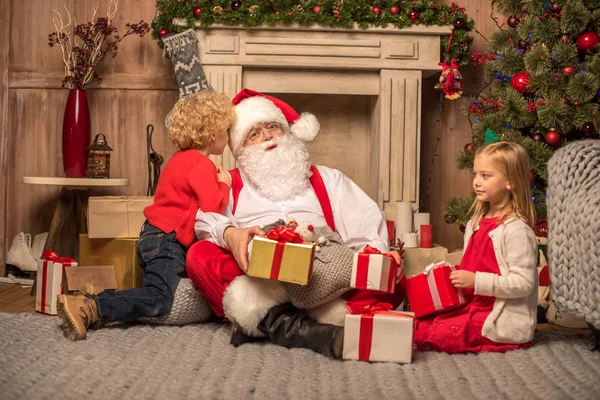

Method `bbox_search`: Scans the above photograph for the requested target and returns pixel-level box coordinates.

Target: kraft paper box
[350,253,396,293]
[88,196,154,238]
[64,265,119,293]
[445,250,464,266]
[403,245,448,278]
[79,234,143,290]
[247,236,315,285]
[36,256,77,315]
[343,310,415,363]
[406,262,468,318]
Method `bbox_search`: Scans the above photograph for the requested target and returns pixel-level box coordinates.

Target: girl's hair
[167,91,236,150]
[469,141,536,229]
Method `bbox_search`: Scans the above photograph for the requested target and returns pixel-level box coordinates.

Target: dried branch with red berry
[48,0,150,89]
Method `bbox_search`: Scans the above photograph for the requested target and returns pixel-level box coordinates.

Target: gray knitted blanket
[1,312,599,400]
[547,140,600,328]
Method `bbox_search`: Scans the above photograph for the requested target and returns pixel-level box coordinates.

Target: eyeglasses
[244,122,283,145]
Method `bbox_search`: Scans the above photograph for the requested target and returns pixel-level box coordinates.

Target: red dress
[413,216,531,354]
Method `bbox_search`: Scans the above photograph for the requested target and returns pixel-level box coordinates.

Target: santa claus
[186,89,405,359]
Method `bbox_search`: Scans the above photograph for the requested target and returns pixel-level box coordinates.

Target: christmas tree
[445,0,600,227]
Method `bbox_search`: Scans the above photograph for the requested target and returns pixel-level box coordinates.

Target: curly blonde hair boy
[167,91,236,150]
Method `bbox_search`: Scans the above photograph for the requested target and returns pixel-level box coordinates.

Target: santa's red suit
[185,88,404,337]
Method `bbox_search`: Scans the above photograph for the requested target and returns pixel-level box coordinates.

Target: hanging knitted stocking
[162,29,214,128]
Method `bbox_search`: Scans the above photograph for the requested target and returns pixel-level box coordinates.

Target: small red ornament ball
[459,224,466,233]
[563,66,576,75]
[372,6,382,15]
[583,122,596,137]
[454,18,466,29]
[409,10,419,22]
[334,12,340,20]
[390,5,401,15]
[545,129,561,146]
[313,5,321,13]
[511,72,530,93]
[552,4,562,14]
[507,16,519,28]
[158,28,169,38]
[532,134,544,142]
[193,6,201,17]
[464,143,474,152]
[577,31,600,52]
[231,0,242,10]
[529,171,536,184]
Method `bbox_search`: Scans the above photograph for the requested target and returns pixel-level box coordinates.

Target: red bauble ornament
[334,12,340,20]
[511,72,530,93]
[545,129,561,146]
[563,66,576,75]
[313,5,321,13]
[231,0,242,10]
[532,134,544,142]
[390,5,401,15]
[454,18,466,29]
[464,143,474,152]
[552,3,561,14]
[158,28,169,38]
[459,224,466,233]
[577,31,600,52]
[409,10,419,22]
[193,6,201,17]
[583,122,596,137]
[529,171,536,184]
[518,40,528,50]
[507,16,519,28]
[372,6,381,15]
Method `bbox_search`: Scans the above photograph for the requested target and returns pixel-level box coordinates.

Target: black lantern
[86,133,113,178]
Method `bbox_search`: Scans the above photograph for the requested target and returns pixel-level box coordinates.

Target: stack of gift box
[35,196,152,315]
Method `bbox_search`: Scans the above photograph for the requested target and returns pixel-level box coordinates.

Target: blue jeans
[95,221,187,322]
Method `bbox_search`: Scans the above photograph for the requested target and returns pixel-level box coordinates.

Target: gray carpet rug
[1,312,599,400]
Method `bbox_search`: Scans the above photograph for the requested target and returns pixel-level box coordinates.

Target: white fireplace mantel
[193,24,450,220]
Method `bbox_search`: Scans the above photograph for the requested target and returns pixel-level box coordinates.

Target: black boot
[230,321,265,347]
[257,303,344,359]
[589,323,600,352]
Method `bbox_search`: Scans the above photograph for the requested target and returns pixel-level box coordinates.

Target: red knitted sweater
[144,149,229,247]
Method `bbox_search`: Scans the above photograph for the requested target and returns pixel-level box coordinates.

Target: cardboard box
[88,196,154,238]
[406,262,468,318]
[247,236,315,285]
[446,250,463,266]
[36,255,77,315]
[79,234,143,290]
[350,253,396,293]
[343,310,415,363]
[64,265,119,293]
[403,245,448,278]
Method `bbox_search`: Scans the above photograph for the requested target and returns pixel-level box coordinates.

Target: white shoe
[31,232,48,260]
[5,232,39,273]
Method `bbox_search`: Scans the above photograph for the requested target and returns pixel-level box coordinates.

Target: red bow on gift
[42,249,76,264]
[346,302,394,315]
[265,226,304,243]
[363,245,398,266]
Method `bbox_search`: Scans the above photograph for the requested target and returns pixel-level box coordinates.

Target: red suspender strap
[229,168,242,214]
[309,165,336,231]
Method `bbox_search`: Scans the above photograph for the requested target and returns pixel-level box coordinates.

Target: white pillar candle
[396,202,413,240]
[413,212,430,246]
[401,232,418,248]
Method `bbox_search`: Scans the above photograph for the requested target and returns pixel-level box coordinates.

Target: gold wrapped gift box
[79,234,144,290]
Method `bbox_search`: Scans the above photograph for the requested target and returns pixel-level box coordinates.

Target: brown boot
[57,294,101,341]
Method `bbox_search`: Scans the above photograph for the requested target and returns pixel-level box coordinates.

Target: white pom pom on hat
[229,88,320,156]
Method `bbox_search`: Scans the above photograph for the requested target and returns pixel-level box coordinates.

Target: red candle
[420,224,433,248]
[386,220,395,246]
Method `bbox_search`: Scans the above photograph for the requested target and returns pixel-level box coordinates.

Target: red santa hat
[229,88,320,156]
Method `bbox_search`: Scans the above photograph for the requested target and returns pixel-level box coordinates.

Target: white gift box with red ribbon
[343,303,415,363]
[350,247,397,293]
[406,261,467,318]
[35,251,77,315]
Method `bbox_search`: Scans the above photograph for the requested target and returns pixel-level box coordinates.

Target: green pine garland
[152,0,474,65]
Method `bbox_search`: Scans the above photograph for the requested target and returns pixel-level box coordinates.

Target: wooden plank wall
[0,0,497,273]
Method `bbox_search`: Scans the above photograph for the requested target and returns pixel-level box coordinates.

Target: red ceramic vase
[62,89,91,178]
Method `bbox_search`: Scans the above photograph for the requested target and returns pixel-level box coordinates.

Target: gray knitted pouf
[547,139,600,328]
[137,278,215,326]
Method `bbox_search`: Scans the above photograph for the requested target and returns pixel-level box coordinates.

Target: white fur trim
[290,112,320,142]
[222,275,289,336]
[229,97,289,156]
[307,297,347,327]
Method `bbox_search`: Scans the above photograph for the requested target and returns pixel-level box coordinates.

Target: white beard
[237,134,311,202]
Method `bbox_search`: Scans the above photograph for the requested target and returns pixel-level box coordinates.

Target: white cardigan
[464,216,538,344]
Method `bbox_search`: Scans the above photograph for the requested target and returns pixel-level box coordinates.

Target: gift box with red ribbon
[406,261,468,318]
[350,245,397,293]
[35,250,77,315]
[247,226,316,285]
[343,303,415,363]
